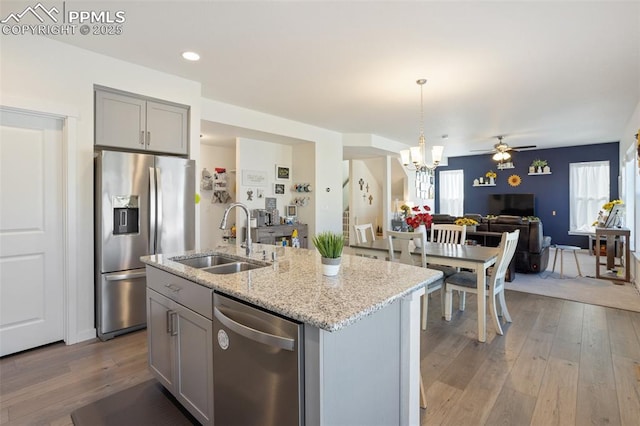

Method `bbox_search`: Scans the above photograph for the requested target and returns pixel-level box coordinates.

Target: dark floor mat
[71,379,199,426]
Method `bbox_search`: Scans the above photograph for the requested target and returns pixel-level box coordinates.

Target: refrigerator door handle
[149,167,157,254]
[155,167,163,254]
[104,270,146,281]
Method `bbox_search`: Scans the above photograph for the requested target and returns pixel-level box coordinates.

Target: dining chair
[443,230,520,337]
[354,223,376,244]
[387,229,443,331]
[430,224,467,244]
[428,224,467,278]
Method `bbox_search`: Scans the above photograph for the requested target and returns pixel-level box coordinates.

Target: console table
[594,227,630,283]
[250,224,309,248]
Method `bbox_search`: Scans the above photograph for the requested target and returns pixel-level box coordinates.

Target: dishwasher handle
[214,307,295,351]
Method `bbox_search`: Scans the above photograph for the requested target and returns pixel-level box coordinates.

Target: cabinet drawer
[146,266,212,319]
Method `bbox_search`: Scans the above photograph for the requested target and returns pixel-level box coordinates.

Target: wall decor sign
[242,170,267,186]
[275,164,290,181]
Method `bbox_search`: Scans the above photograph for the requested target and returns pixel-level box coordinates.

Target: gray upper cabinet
[95,89,189,155]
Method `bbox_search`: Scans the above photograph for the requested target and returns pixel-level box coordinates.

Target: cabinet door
[147,289,175,390]
[175,304,214,425]
[95,90,146,150]
[146,101,188,155]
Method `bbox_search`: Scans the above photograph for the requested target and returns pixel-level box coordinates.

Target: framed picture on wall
[275,164,290,181]
[274,183,286,195]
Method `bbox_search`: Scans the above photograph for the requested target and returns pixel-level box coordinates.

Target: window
[569,161,609,232]
[438,169,464,216]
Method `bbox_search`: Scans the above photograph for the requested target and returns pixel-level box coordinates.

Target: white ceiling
[51,1,639,159]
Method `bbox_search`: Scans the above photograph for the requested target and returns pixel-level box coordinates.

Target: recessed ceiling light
[182,51,200,61]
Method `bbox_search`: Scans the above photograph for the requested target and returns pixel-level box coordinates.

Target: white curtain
[438,169,464,216]
[569,161,610,232]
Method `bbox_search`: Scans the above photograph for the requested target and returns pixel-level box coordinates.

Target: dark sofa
[432,214,551,273]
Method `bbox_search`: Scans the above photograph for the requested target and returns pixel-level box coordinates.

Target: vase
[413,224,427,248]
[489,177,495,185]
[543,165,551,173]
[537,166,543,173]
[466,225,477,232]
[321,257,341,276]
[529,166,535,174]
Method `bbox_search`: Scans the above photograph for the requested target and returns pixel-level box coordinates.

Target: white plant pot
[529,166,535,173]
[321,257,341,276]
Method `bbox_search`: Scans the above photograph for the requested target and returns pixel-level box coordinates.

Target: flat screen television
[488,194,535,217]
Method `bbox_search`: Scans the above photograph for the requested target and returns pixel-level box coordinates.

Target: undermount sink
[202,261,266,275]
[172,254,238,268]
[171,254,269,275]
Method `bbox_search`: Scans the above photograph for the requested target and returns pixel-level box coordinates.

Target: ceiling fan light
[492,152,503,161]
[503,151,511,160]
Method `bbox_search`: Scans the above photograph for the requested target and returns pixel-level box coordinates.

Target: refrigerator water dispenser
[112,195,139,235]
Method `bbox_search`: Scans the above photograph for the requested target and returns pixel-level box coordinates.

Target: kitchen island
[142,243,442,426]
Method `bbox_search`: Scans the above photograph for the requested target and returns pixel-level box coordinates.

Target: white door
[0,108,64,356]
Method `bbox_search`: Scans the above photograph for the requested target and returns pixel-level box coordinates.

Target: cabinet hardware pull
[166,310,173,334]
[164,283,181,292]
[147,131,151,145]
[140,130,145,145]
[170,311,178,336]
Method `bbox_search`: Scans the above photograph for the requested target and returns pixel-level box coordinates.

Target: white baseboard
[66,328,97,345]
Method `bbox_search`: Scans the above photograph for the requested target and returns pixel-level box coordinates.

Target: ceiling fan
[471,136,537,159]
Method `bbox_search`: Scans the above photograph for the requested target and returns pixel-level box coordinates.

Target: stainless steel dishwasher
[213,293,304,426]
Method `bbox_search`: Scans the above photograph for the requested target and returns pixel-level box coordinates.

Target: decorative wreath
[508,174,522,187]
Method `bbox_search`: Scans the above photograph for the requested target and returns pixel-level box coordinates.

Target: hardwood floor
[1,290,639,425]
[421,290,640,426]
[0,330,153,425]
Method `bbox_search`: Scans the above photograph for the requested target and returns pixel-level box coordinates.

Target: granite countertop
[141,243,442,332]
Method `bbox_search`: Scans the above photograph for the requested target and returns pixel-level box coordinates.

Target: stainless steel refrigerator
[95,150,195,340]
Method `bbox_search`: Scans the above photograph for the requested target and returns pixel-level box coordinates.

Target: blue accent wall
[435,142,619,248]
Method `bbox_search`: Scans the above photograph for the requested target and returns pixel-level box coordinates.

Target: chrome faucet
[220,202,252,256]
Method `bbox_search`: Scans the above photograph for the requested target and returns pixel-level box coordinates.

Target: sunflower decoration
[508,174,522,187]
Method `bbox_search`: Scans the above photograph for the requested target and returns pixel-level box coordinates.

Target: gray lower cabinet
[146,267,213,425]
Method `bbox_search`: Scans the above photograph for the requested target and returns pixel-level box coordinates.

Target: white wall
[200,144,236,249]
[0,36,202,344]
[201,99,343,234]
[236,137,292,214]
[350,159,384,238]
[620,100,639,288]
[292,143,316,237]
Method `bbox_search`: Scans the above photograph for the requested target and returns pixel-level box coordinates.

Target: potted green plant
[312,231,345,276]
[530,159,547,173]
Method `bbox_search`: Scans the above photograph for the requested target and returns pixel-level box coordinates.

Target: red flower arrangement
[406,205,433,230]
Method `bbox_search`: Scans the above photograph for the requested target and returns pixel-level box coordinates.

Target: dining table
[349,239,500,342]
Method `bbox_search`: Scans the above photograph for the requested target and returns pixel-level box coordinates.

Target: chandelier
[400,79,443,199]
